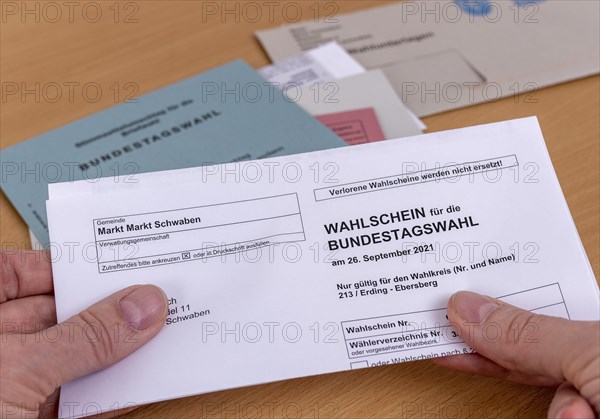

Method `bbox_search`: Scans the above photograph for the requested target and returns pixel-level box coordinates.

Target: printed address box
[93,193,305,272]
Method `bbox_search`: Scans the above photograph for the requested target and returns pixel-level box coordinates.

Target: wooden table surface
[1,1,598,418]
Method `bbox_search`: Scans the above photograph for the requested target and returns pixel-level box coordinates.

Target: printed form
[47,118,599,418]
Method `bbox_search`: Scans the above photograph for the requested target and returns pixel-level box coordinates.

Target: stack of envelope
[2,41,429,249]
[259,42,426,141]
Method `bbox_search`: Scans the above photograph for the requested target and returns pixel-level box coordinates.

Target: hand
[0,250,168,418]
[435,291,600,419]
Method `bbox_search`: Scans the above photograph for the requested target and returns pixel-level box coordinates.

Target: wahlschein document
[47,117,599,418]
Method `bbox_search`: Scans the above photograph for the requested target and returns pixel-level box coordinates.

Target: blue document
[0,60,345,247]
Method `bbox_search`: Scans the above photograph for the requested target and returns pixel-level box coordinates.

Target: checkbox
[350,361,368,369]
[182,252,191,259]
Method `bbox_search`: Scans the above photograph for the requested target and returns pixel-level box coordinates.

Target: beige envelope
[257,0,600,116]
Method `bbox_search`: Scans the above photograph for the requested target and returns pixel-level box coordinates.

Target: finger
[0,295,56,333]
[433,354,562,387]
[0,250,53,303]
[448,291,599,385]
[24,284,167,394]
[548,382,596,419]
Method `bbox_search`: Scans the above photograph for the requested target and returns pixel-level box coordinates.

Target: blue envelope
[0,60,345,247]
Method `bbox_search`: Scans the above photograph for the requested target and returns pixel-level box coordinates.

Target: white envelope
[47,117,599,418]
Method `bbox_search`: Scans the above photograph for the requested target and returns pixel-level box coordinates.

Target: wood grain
[1,1,598,418]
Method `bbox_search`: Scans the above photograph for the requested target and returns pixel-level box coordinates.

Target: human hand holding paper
[1,251,598,419]
[0,250,167,418]
[436,291,600,418]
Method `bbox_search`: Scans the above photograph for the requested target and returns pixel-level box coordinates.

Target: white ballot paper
[48,117,599,418]
[258,41,365,87]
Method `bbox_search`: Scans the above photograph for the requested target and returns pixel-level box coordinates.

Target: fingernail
[119,285,167,330]
[557,406,577,419]
[452,291,499,323]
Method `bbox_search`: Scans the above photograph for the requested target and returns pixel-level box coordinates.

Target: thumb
[448,291,598,385]
[32,284,167,389]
